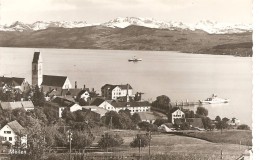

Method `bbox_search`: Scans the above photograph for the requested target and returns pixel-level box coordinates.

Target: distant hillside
[0,25,252,57]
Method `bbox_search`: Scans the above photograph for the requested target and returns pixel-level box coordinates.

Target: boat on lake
[128,56,142,62]
[199,94,229,104]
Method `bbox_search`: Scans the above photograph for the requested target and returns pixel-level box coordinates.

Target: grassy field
[182,130,252,146]
[90,129,250,159]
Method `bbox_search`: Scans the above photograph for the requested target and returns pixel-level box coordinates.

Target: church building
[32,52,72,95]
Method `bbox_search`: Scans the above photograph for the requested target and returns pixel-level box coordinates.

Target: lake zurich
[0,47,252,126]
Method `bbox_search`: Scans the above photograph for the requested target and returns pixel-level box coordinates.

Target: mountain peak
[0,17,252,34]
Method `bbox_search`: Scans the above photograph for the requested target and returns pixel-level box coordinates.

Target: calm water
[0,47,252,126]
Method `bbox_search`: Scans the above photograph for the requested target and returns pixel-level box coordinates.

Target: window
[9,137,12,141]
[4,137,7,140]
[4,131,11,134]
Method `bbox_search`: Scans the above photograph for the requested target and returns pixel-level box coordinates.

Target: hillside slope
[0,25,252,57]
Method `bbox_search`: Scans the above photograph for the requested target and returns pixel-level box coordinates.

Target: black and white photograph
[0,0,257,159]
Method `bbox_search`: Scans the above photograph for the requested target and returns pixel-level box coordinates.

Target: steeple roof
[32,52,41,63]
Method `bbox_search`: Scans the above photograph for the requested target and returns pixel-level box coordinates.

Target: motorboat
[128,56,142,62]
[199,94,229,104]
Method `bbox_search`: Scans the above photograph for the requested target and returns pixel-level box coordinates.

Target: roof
[101,84,133,91]
[61,88,86,97]
[138,112,158,121]
[21,101,34,109]
[52,96,75,106]
[32,52,40,63]
[0,102,23,110]
[0,101,34,110]
[0,77,25,87]
[81,105,108,116]
[109,101,150,108]
[6,120,24,135]
[90,98,105,106]
[41,75,68,87]
[172,109,184,114]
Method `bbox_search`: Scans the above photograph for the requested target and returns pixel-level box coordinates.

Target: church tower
[32,52,43,87]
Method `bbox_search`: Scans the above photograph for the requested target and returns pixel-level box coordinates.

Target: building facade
[101,84,133,100]
[0,121,27,146]
[171,109,185,124]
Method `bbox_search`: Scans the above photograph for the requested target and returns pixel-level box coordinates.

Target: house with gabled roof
[0,76,30,93]
[101,84,133,100]
[171,109,185,124]
[0,120,27,146]
[45,97,82,118]
[82,105,108,117]
[138,112,159,124]
[90,98,116,111]
[41,75,72,96]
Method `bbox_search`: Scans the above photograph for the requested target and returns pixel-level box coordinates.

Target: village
[0,52,252,160]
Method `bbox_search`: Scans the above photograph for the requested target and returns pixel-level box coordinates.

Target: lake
[0,47,252,126]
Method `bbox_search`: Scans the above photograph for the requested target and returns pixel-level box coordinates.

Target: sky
[0,0,253,25]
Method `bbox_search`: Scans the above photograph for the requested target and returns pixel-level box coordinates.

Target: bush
[98,133,124,149]
[138,121,158,132]
[130,134,150,148]
[237,124,250,130]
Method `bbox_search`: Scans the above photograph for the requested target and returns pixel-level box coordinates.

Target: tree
[202,117,213,130]
[196,107,208,116]
[215,116,221,122]
[184,110,195,118]
[130,134,150,148]
[151,95,171,111]
[31,86,45,107]
[237,124,250,130]
[71,130,95,149]
[153,119,168,127]
[26,117,48,160]
[138,121,158,132]
[98,133,124,149]
[131,113,142,124]
[180,122,191,130]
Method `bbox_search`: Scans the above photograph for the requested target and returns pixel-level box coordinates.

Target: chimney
[75,81,77,89]
[92,88,94,92]
[126,84,129,103]
[83,84,86,89]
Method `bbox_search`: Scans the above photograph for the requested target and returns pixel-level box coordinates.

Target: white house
[228,118,240,126]
[101,84,133,100]
[109,100,151,115]
[82,105,108,117]
[171,109,185,124]
[0,120,27,147]
[90,98,116,111]
[0,77,30,93]
[58,103,82,118]
[76,89,90,102]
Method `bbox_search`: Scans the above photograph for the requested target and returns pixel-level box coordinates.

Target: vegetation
[130,133,151,148]
[0,26,252,57]
[237,124,250,130]
[98,133,124,149]
[183,130,252,146]
[31,85,45,107]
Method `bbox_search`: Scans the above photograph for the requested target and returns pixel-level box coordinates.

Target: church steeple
[32,52,43,87]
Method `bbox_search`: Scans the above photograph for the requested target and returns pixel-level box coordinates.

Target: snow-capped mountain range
[0,17,252,34]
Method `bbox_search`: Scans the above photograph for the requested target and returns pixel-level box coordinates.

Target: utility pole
[148,131,151,160]
[139,138,141,157]
[68,130,72,160]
